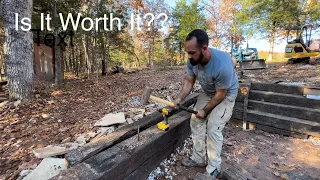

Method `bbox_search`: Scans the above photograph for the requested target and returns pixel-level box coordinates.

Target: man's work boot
[181,157,206,167]
[193,169,220,180]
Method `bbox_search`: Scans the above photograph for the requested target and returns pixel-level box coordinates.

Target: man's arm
[174,75,196,105]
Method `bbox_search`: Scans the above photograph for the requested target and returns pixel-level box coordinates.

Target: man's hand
[173,97,182,109]
[195,109,206,119]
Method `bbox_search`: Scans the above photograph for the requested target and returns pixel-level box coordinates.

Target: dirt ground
[150,123,320,180]
[0,61,319,179]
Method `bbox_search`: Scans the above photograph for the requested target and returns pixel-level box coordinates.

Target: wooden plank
[228,119,308,139]
[304,87,320,96]
[240,83,251,130]
[251,82,304,95]
[249,90,320,109]
[253,123,308,139]
[65,93,198,166]
[222,163,256,180]
[232,102,244,120]
[247,110,320,137]
[248,100,320,123]
[125,124,190,180]
[55,111,191,180]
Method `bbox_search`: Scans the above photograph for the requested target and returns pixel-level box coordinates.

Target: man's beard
[189,52,204,66]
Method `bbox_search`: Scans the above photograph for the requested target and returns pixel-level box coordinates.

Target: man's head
[185,29,209,66]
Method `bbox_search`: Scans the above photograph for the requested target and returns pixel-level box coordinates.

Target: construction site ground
[0,61,319,179]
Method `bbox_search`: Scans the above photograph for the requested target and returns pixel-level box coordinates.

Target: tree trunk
[78,47,84,73]
[101,36,107,76]
[75,45,79,76]
[52,0,63,85]
[151,36,155,67]
[0,53,4,81]
[179,42,183,65]
[93,32,98,83]
[65,48,69,72]
[2,0,34,99]
[267,31,275,62]
[68,47,73,73]
[82,35,91,77]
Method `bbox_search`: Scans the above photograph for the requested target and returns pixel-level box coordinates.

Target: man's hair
[186,29,209,48]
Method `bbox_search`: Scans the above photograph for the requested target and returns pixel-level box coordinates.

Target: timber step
[247,110,320,137]
[248,100,320,123]
[251,82,320,96]
[249,90,320,109]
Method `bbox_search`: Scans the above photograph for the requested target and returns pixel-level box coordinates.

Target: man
[174,29,238,179]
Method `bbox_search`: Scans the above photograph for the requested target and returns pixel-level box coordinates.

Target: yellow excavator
[284,25,320,64]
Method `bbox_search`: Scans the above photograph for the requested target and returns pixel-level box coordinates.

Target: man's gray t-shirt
[186,48,238,97]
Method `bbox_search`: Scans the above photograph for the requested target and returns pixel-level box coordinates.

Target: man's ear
[202,45,208,53]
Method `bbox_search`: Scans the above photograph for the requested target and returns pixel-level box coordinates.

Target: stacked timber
[232,82,320,138]
[53,93,199,179]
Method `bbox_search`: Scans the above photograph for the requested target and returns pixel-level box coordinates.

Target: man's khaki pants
[190,92,236,173]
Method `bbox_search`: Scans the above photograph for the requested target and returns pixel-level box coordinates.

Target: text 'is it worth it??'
[15,13,169,32]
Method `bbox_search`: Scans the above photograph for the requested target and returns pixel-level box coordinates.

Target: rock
[61,137,71,143]
[57,119,62,123]
[277,155,285,160]
[133,114,144,121]
[144,112,153,116]
[145,104,156,108]
[280,173,289,180]
[87,132,97,138]
[58,127,68,133]
[94,112,126,127]
[75,136,89,144]
[129,108,146,114]
[0,101,9,108]
[35,94,41,98]
[47,100,55,105]
[311,139,320,146]
[155,103,166,108]
[19,159,41,170]
[298,65,316,69]
[97,126,115,135]
[126,118,134,124]
[20,170,32,177]
[225,141,233,146]
[23,158,67,180]
[33,145,74,158]
[29,118,37,124]
[14,100,21,107]
[41,114,50,119]
[273,172,280,177]
[285,147,293,151]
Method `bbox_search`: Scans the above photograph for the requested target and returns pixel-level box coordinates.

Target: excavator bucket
[239,59,266,70]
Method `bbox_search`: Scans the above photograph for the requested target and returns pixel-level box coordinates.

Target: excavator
[284,24,320,64]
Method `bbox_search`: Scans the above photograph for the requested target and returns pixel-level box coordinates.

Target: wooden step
[251,82,304,95]
[247,110,320,137]
[231,102,244,120]
[248,100,320,123]
[249,90,320,109]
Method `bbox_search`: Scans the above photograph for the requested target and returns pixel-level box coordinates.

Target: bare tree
[2,0,34,99]
[52,0,63,85]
